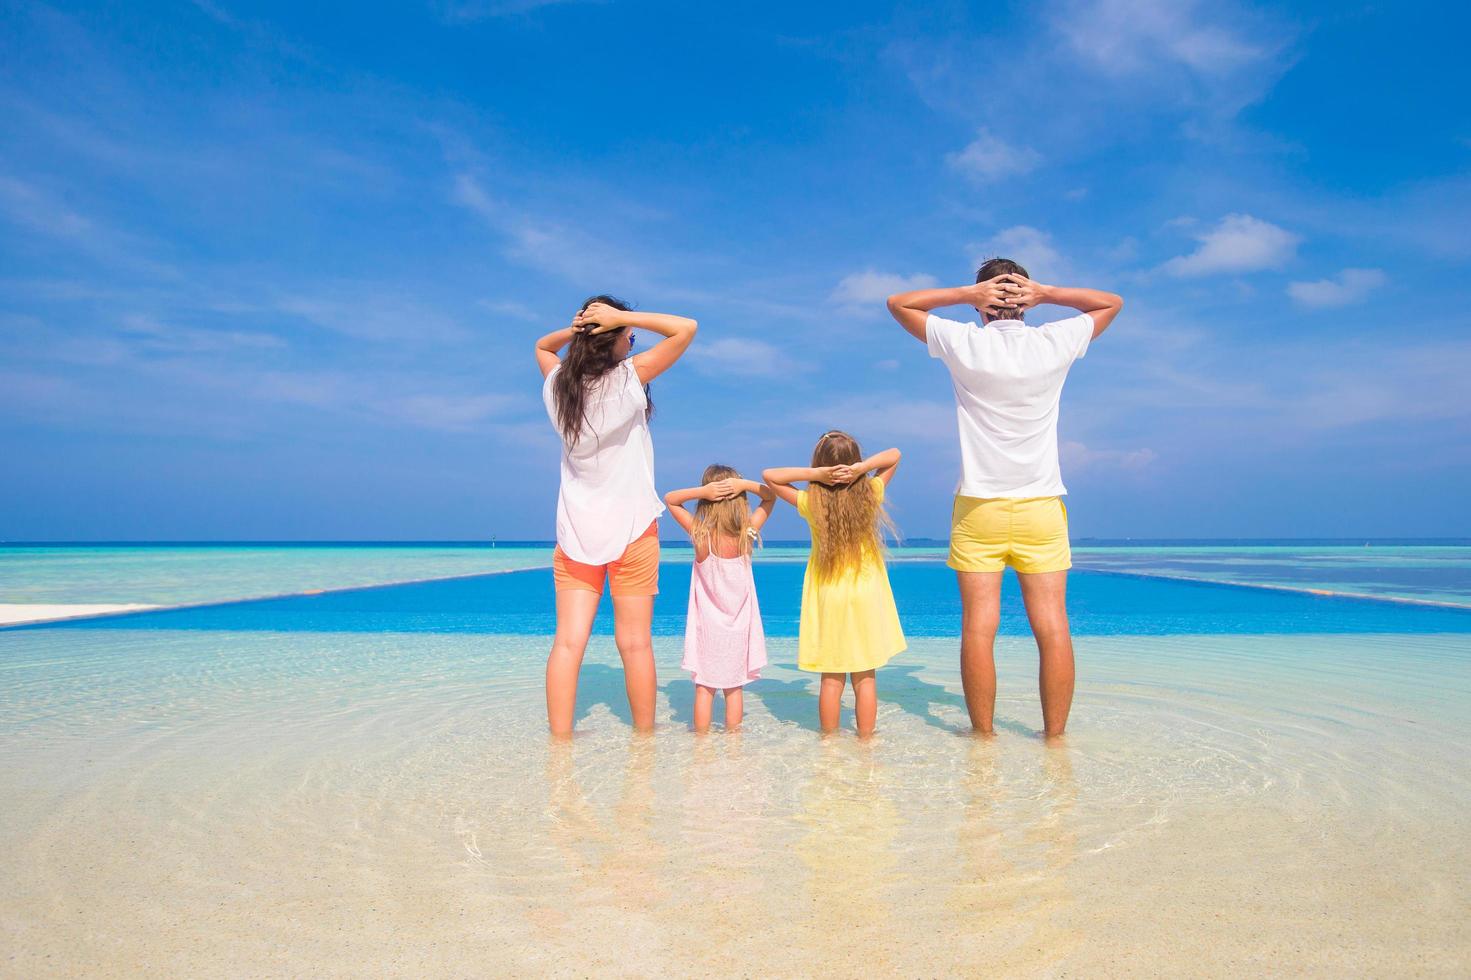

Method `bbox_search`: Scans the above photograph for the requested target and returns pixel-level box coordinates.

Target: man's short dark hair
[975,257,1029,283]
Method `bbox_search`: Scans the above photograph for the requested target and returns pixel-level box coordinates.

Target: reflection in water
[947,738,1081,972]
[538,735,664,928]
[794,740,904,973]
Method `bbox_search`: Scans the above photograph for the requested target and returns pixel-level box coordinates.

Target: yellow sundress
[795,477,907,673]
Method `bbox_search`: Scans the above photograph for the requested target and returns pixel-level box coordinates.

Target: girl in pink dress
[663,465,776,733]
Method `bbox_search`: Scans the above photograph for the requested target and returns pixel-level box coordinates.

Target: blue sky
[2,0,1469,541]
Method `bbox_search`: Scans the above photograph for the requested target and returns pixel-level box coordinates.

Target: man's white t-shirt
[543,359,665,565]
[926,312,1094,499]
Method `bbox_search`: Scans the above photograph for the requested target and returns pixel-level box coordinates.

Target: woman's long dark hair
[551,294,652,446]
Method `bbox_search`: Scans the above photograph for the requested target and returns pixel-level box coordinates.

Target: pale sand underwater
[3,628,1468,976]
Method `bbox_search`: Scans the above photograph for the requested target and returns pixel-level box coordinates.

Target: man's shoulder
[1037,312,1093,333]
[928,312,978,332]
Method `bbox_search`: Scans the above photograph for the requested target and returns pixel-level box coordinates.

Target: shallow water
[1072,544,1471,607]
[2,562,1469,975]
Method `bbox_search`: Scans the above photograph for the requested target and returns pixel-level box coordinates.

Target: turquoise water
[1072,544,1471,607]
[4,541,1469,612]
[0,543,550,606]
[23,561,1471,636]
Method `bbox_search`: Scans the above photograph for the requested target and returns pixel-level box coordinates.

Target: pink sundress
[681,550,767,689]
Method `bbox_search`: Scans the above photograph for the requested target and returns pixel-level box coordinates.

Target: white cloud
[829,270,938,312]
[945,129,1041,182]
[689,337,807,379]
[1162,213,1299,277]
[972,226,1065,276]
[1286,268,1386,308]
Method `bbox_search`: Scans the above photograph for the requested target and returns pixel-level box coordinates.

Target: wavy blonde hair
[692,464,760,557]
[805,431,896,580]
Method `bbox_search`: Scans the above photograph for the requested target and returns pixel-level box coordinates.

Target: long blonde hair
[805,431,896,580]
[692,464,760,557]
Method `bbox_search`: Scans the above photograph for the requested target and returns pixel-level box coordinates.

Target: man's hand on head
[965,276,1013,318]
[999,274,1050,314]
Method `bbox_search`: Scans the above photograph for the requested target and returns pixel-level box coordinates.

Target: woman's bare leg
[723,687,743,731]
[819,672,846,734]
[611,595,658,732]
[693,684,715,733]
[546,589,602,737]
[851,669,877,738]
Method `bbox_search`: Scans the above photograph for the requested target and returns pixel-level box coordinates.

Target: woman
[535,295,698,737]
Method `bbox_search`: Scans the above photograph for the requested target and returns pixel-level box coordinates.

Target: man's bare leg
[957,570,1004,734]
[1016,570,1074,737]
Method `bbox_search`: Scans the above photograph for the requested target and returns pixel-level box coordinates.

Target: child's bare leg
[723,687,743,730]
[693,684,715,733]
[851,669,877,738]
[819,672,846,733]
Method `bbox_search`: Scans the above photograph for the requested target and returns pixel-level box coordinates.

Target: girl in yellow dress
[764,431,906,737]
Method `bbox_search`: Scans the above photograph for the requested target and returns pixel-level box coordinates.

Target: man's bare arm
[886,278,1011,343]
[1003,277,1123,338]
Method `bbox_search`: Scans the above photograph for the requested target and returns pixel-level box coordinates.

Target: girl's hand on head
[812,466,841,486]
[573,302,625,334]
[830,464,861,485]
[704,479,739,501]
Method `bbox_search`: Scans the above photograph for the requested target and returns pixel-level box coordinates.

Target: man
[887,258,1122,737]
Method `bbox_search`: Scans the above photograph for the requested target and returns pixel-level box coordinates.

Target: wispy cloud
[451,172,652,286]
[119,314,286,353]
[275,292,469,344]
[0,173,179,279]
[434,0,605,21]
[1053,0,1268,76]
[689,337,809,379]
[478,299,546,322]
[1162,213,1299,277]
[945,129,1041,182]
[1287,268,1386,308]
[1061,440,1157,472]
[802,396,957,444]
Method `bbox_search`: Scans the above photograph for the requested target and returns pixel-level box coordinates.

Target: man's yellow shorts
[948,495,1071,574]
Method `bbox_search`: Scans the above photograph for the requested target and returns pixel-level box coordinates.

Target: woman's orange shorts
[552,521,660,597]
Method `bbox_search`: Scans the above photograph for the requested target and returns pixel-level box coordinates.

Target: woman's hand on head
[572,302,626,334]
[830,464,863,485]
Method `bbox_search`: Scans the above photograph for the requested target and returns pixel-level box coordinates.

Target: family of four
[534,258,1123,739]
